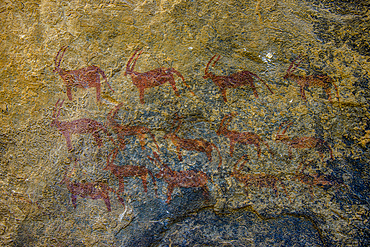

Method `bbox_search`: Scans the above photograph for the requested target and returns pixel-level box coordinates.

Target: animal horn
[55,47,65,67]
[290,55,303,74]
[125,49,139,76]
[205,54,218,75]
[56,99,65,119]
[53,99,61,118]
[287,55,302,74]
[281,121,293,135]
[211,55,221,68]
[130,49,143,72]
[57,46,68,68]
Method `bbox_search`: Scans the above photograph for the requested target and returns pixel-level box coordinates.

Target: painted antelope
[124,49,195,104]
[53,46,114,102]
[106,102,160,151]
[105,148,157,195]
[51,99,109,151]
[283,55,339,102]
[293,161,346,197]
[163,117,222,168]
[275,121,333,161]
[149,152,209,203]
[217,113,274,158]
[203,54,274,102]
[232,155,291,202]
[61,162,125,212]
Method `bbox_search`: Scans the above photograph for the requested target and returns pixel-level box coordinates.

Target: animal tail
[211,143,223,168]
[97,67,115,92]
[249,72,274,94]
[169,68,196,96]
[147,169,158,197]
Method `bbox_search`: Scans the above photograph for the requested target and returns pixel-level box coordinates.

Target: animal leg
[324,87,332,101]
[66,86,73,101]
[95,84,101,103]
[220,88,228,102]
[166,184,175,203]
[263,141,274,157]
[71,194,77,208]
[139,88,145,104]
[288,147,293,159]
[300,86,307,100]
[250,82,259,98]
[169,77,180,97]
[229,141,235,157]
[141,174,148,193]
[318,151,324,162]
[148,170,158,197]
[255,144,261,158]
[117,134,126,150]
[202,185,210,201]
[63,132,73,151]
[118,178,125,193]
[92,132,103,147]
[103,196,112,212]
[309,186,315,198]
[138,134,146,150]
[176,146,183,161]
[205,149,212,162]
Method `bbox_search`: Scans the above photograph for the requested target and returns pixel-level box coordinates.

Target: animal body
[275,122,333,161]
[283,56,339,102]
[106,102,159,151]
[53,46,114,102]
[164,118,222,168]
[105,148,157,195]
[293,161,346,197]
[61,164,125,212]
[124,49,194,104]
[149,152,209,203]
[232,155,290,202]
[203,54,274,102]
[217,113,273,158]
[52,99,108,151]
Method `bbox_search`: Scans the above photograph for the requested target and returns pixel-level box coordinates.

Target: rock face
[0,0,369,246]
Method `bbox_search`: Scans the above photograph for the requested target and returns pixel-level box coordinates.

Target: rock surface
[0,0,369,246]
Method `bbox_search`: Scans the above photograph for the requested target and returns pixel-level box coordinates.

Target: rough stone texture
[0,0,369,246]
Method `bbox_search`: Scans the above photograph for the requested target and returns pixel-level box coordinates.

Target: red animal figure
[124,49,195,104]
[217,113,274,158]
[61,163,125,212]
[105,148,157,195]
[106,102,160,151]
[293,161,345,197]
[275,121,333,161]
[283,55,339,102]
[149,152,209,203]
[52,99,109,151]
[53,46,114,102]
[163,117,222,168]
[232,155,291,202]
[203,54,274,102]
